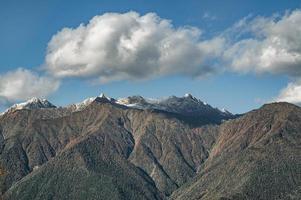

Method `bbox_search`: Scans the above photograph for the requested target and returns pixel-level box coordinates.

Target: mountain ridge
[0,95,299,200]
[1,93,235,126]
[2,93,233,113]
[1,97,56,115]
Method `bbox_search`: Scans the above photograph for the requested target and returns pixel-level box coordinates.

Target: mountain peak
[184,93,193,98]
[96,93,115,103]
[99,93,106,98]
[69,93,115,112]
[262,101,299,108]
[69,96,98,112]
[3,97,56,114]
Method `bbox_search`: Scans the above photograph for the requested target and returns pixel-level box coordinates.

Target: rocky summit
[0,94,300,200]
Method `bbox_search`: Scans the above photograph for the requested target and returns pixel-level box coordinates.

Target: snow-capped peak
[70,93,114,112]
[2,97,56,114]
[99,93,106,98]
[184,93,193,98]
[69,96,97,111]
[182,93,199,102]
[98,93,114,101]
[116,96,146,105]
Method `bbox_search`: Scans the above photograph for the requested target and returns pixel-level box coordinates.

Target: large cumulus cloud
[45,12,224,82]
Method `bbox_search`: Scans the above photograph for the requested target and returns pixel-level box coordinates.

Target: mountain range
[0,94,300,200]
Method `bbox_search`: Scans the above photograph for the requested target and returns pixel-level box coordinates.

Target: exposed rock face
[0,100,300,200]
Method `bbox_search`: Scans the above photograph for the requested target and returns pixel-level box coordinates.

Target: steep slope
[171,102,301,200]
[0,102,164,200]
[0,99,220,199]
[1,96,299,200]
[126,110,219,195]
[3,118,163,200]
[4,152,161,200]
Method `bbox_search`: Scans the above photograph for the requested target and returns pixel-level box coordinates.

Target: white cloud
[3,10,300,106]
[275,80,301,104]
[0,68,60,103]
[224,9,301,76]
[221,9,301,104]
[45,11,224,82]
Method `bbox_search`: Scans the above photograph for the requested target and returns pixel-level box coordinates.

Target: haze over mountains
[0,93,300,200]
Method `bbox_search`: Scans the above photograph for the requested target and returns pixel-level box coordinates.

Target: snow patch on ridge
[115,93,233,117]
[69,93,113,111]
[1,97,56,115]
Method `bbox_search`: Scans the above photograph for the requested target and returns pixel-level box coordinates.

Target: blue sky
[0,0,301,113]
